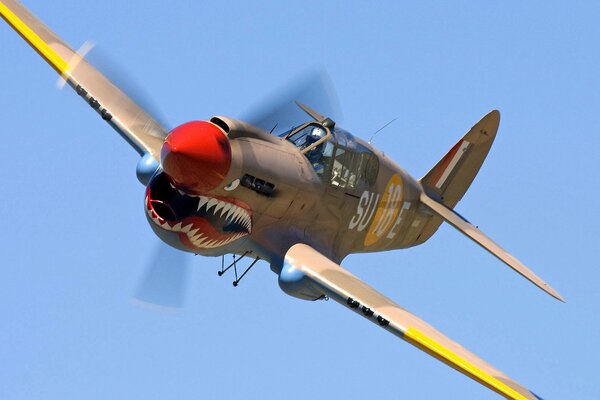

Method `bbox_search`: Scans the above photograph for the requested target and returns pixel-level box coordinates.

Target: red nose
[161,121,231,193]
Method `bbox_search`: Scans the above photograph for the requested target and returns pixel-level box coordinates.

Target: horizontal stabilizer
[283,244,543,400]
[420,193,564,302]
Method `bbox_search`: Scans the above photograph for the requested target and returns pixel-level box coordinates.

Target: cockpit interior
[280,122,379,191]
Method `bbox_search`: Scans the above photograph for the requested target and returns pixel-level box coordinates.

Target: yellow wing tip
[404,327,532,400]
[0,1,70,75]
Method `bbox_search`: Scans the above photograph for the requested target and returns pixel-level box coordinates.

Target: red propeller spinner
[161,121,231,194]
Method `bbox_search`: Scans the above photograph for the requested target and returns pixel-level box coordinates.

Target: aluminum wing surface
[419,193,564,302]
[0,0,167,159]
[283,244,544,400]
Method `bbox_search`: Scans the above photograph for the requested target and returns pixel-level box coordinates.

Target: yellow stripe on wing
[404,328,529,400]
[0,1,69,74]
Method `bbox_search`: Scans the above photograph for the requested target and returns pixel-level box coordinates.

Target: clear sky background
[1,1,598,399]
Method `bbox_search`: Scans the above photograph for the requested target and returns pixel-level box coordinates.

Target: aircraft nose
[161,121,231,193]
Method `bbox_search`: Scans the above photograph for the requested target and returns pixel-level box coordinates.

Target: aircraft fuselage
[145,116,435,270]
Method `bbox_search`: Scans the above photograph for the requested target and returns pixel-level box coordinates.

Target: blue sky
[1,1,598,399]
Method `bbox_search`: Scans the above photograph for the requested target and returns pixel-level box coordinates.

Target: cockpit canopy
[280,122,379,190]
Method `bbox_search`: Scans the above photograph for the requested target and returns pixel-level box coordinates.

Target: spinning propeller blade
[0,0,169,159]
[133,243,192,309]
[240,67,342,136]
[84,45,171,131]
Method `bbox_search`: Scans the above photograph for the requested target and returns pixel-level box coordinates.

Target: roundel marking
[364,174,403,246]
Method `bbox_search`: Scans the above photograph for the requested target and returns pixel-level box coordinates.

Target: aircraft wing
[0,0,167,159]
[282,244,544,400]
[419,193,564,302]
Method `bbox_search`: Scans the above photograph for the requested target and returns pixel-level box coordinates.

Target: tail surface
[416,111,563,301]
[420,110,499,208]
[415,111,499,245]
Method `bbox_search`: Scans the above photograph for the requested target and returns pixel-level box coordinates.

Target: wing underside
[283,244,543,400]
[0,0,166,159]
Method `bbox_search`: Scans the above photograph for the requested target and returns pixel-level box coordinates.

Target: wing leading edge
[282,244,544,400]
[0,0,166,159]
[419,192,564,302]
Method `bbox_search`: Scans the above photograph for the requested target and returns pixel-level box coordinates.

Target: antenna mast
[368,117,398,144]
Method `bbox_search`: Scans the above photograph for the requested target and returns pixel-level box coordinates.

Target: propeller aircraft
[0,1,563,398]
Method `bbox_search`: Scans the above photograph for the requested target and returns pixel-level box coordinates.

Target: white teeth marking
[186,230,248,249]
[206,198,219,212]
[220,203,232,217]
[149,190,252,248]
[214,201,225,214]
[235,213,245,225]
[225,207,235,221]
[198,196,209,210]
[182,224,192,233]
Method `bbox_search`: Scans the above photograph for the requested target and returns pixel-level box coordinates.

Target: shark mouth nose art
[145,172,251,250]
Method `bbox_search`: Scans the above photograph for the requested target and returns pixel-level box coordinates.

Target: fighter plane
[0,1,563,398]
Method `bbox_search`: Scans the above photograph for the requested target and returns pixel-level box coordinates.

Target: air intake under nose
[161,121,231,193]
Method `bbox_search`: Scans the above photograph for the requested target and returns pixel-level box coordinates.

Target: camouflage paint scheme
[0,1,561,398]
